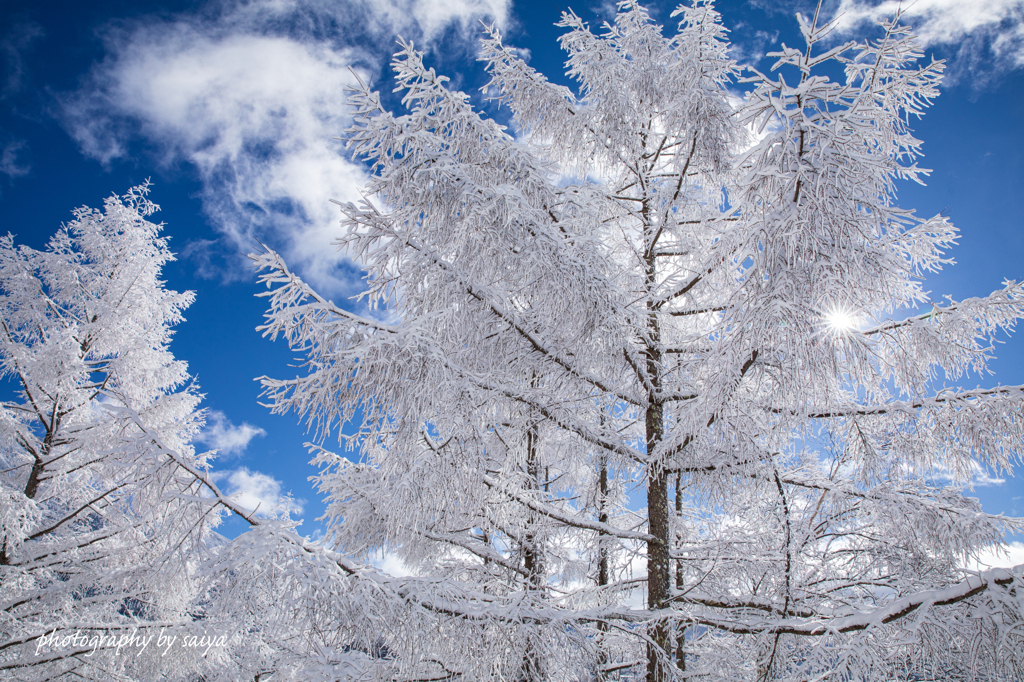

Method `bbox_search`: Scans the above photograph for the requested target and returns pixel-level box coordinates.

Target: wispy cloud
[362,0,510,42]
[0,139,30,180]
[834,0,1023,49]
[927,461,1007,488]
[973,470,1007,486]
[59,0,510,295]
[970,461,1006,487]
[196,410,266,457]
[214,466,304,518]
[965,541,1024,570]
[1,19,43,99]
[727,25,780,66]
[179,238,253,284]
[62,30,365,293]
[0,20,42,187]
[369,548,417,577]
[830,0,1024,85]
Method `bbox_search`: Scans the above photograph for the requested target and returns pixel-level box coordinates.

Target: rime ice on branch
[254,2,1024,680]
[0,187,223,680]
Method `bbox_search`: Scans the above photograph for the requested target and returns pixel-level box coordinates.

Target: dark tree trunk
[596,454,610,679]
[519,423,545,682]
[675,473,686,674]
[644,193,671,682]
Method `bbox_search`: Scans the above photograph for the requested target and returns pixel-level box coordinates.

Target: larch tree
[0,186,234,680]
[0,192,505,682]
[253,2,1024,681]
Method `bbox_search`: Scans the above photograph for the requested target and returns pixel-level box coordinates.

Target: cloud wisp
[1,19,43,99]
[830,0,1024,85]
[59,0,510,295]
[965,541,1024,570]
[62,29,365,294]
[214,466,304,518]
[356,0,510,43]
[0,139,30,180]
[196,410,267,458]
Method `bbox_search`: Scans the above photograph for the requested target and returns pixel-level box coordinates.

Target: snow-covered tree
[254,2,1024,681]
[0,186,229,680]
[0,193,521,682]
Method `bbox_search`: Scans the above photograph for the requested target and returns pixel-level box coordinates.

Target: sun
[825,308,858,333]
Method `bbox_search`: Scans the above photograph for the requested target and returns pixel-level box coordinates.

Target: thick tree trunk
[3,429,51,565]
[23,454,45,501]
[523,424,545,589]
[646,464,670,682]
[598,456,610,587]
[644,197,671,682]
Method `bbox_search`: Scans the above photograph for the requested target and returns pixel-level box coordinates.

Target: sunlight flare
[825,307,859,333]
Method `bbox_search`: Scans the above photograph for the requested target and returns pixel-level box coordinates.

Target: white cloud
[965,541,1024,570]
[0,140,30,179]
[921,460,1007,489]
[404,0,509,41]
[60,0,510,295]
[370,548,417,577]
[834,0,1022,45]
[968,461,1006,487]
[973,470,1006,486]
[196,410,266,457]
[63,30,365,293]
[215,466,304,517]
[831,0,1024,74]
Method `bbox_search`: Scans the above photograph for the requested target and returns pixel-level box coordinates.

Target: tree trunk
[596,453,610,679]
[519,422,545,682]
[644,192,671,682]
[675,473,686,674]
[646,464,670,682]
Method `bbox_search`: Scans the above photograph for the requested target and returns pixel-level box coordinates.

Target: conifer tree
[254,3,1024,680]
[0,187,221,680]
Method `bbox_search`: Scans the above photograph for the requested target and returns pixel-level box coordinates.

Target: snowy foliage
[0,187,233,680]
[253,2,1024,680]
[5,1,1023,680]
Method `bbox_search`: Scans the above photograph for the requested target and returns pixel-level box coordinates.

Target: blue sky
[1,0,1023,545]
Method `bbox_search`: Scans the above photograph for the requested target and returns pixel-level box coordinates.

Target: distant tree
[254,2,1024,681]
[0,186,227,680]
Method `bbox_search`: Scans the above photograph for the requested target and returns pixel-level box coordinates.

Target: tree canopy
[2,2,1023,681]
[0,186,221,679]
[254,2,1024,680]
